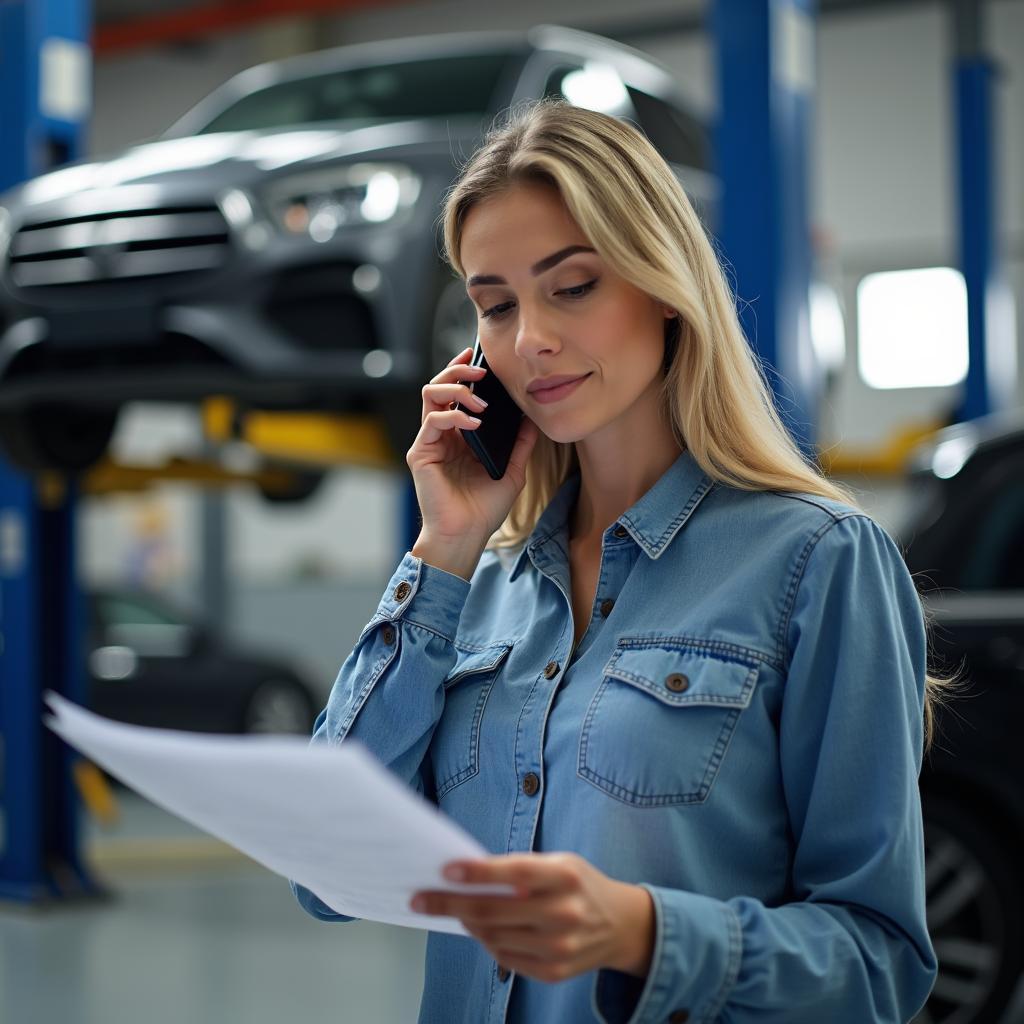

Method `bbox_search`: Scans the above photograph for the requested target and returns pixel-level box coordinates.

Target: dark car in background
[87,587,317,734]
[0,25,713,472]
[901,411,1024,1024]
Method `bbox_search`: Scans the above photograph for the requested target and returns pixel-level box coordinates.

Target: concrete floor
[5,792,1023,1024]
[0,793,427,1024]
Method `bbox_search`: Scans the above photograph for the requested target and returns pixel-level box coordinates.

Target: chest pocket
[578,640,759,807]
[432,640,513,801]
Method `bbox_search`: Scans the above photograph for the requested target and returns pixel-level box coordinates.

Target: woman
[293,98,945,1023]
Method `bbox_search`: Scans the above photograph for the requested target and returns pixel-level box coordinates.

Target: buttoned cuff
[592,885,742,1024]
[362,551,471,644]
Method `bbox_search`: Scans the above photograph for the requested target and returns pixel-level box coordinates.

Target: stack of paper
[44,692,515,934]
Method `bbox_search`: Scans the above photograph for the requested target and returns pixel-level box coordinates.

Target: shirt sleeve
[290,550,472,922]
[592,513,939,1024]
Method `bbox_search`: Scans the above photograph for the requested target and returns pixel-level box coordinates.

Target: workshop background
[2,1,1023,1022]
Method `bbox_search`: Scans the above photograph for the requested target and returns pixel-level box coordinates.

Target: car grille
[7,205,230,288]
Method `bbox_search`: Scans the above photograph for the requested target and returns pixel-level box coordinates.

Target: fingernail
[443,865,466,881]
[410,896,426,911]
[468,416,481,424]
[474,397,489,409]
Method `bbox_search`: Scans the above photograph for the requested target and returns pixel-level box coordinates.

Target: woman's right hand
[406,346,539,549]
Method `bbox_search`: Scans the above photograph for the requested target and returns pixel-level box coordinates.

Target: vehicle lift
[1,0,1009,906]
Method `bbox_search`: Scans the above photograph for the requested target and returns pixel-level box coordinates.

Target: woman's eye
[481,301,515,320]
[480,279,598,320]
[560,278,598,299]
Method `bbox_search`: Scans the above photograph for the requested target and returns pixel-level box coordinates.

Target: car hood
[2,117,482,213]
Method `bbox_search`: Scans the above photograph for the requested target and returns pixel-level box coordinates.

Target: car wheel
[256,467,326,504]
[0,404,118,472]
[916,795,1024,1024]
[242,679,314,734]
[430,270,477,374]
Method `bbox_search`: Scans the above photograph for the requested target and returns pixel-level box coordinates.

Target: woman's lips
[529,373,592,404]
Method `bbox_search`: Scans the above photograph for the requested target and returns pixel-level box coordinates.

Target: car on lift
[0,25,714,473]
[87,586,317,734]
[902,410,1024,1024]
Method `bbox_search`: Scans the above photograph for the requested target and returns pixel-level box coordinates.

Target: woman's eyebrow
[466,245,596,288]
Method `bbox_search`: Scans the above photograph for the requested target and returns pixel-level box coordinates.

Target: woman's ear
[663,307,678,319]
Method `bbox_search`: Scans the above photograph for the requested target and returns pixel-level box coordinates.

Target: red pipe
[94,0,410,55]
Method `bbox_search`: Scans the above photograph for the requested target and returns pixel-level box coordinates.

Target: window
[542,62,637,121]
[856,267,968,389]
[958,469,1024,590]
[199,53,515,133]
[809,280,846,374]
[626,87,708,171]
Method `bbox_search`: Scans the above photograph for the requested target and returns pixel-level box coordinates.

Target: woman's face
[460,180,674,446]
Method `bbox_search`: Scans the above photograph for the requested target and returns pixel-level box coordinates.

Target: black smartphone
[456,334,524,480]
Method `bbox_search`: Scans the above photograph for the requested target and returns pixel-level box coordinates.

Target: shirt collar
[507,448,715,582]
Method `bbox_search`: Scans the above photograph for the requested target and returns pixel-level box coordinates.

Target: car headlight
[0,206,11,261]
[261,163,421,241]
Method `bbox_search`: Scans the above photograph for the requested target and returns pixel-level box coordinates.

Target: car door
[908,452,1024,1024]
[88,591,211,729]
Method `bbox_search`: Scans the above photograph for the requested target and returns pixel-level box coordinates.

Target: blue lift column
[951,0,1016,422]
[0,0,99,903]
[710,0,821,458]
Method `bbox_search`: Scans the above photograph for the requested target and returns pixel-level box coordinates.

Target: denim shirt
[291,448,937,1024]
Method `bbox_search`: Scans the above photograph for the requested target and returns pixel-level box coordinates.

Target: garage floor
[5,792,1024,1024]
[0,793,426,1024]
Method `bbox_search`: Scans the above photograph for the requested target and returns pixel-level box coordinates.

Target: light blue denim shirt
[292,448,937,1023]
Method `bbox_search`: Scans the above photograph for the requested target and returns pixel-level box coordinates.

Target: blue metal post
[951,1,1016,422]
[0,0,98,903]
[710,0,821,458]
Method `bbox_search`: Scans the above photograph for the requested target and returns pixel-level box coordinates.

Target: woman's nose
[513,310,560,359]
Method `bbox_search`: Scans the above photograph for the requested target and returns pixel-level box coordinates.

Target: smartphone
[456,334,524,480]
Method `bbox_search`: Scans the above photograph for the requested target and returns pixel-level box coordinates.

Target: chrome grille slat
[12,258,99,287]
[7,204,230,287]
[12,212,228,258]
[116,246,226,277]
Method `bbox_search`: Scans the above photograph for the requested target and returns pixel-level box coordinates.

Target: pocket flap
[602,642,758,708]
[444,641,514,690]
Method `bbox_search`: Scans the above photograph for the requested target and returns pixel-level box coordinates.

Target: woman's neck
[570,433,684,545]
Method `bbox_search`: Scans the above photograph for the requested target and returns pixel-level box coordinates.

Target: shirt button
[543,661,560,679]
[393,581,411,601]
[382,625,396,645]
[613,525,628,538]
[497,965,511,982]
[668,1012,690,1023]
[665,673,689,693]
[599,598,615,617]
[522,772,540,796]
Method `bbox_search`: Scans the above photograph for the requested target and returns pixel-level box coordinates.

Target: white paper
[43,692,515,935]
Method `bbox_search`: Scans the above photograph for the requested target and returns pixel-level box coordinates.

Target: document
[43,692,515,935]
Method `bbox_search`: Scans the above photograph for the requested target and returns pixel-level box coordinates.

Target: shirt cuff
[592,885,743,1024]
[364,551,471,644]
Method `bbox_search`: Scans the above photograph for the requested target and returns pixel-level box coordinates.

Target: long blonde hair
[440,97,957,750]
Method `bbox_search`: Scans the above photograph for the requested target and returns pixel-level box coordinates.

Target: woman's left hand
[410,852,655,984]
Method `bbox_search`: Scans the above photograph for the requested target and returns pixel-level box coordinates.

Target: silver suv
[0,25,713,471]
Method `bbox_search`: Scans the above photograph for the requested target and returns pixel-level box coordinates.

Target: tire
[373,265,477,463]
[429,268,477,376]
[256,467,326,504]
[917,794,1024,1024]
[0,404,118,472]
[241,678,315,735]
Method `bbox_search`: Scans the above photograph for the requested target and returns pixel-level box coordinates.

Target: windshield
[196,53,515,133]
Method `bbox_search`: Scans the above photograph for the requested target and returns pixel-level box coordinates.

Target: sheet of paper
[43,692,516,935]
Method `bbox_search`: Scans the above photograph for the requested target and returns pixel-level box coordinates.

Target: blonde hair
[440,97,957,750]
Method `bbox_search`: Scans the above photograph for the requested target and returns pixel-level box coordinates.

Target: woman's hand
[406,346,539,548]
[410,852,655,984]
